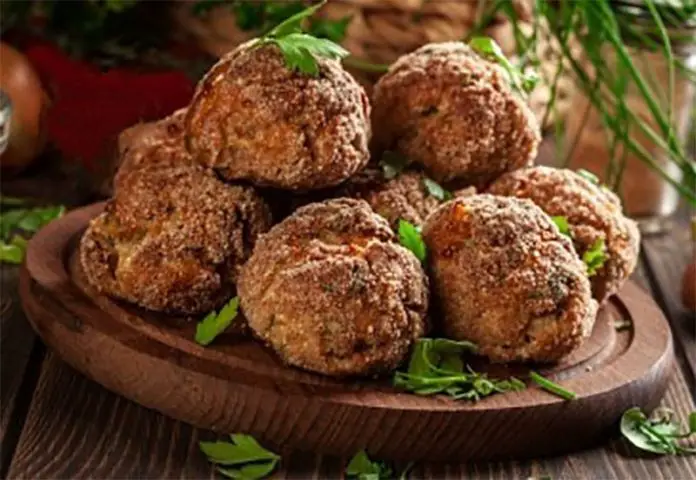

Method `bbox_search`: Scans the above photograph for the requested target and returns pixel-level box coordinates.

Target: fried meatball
[338,167,473,230]
[488,166,640,303]
[423,194,597,363]
[185,42,371,190]
[238,198,429,376]
[81,168,272,314]
[371,42,541,188]
[113,109,194,190]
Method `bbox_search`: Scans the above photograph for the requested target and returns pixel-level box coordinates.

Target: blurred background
[0,0,694,230]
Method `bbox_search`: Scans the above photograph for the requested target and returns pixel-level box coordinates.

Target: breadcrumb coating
[238,198,429,377]
[81,168,272,314]
[488,166,640,303]
[423,194,597,363]
[371,42,541,188]
[114,109,194,190]
[185,42,371,190]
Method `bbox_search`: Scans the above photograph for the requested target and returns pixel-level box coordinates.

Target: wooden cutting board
[19,202,674,462]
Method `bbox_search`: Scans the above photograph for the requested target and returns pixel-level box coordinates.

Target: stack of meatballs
[80,39,639,378]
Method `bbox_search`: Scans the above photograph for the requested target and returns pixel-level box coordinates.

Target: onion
[0,42,47,170]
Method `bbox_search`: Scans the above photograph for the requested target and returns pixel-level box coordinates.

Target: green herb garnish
[582,237,607,277]
[0,235,26,264]
[422,177,453,202]
[577,168,600,185]
[394,338,525,400]
[620,407,696,455]
[200,434,280,479]
[551,215,572,238]
[468,36,539,95]
[195,296,240,346]
[346,450,393,480]
[0,202,65,264]
[529,371,576,400]
[379,151,409,180]
[345,450,414,480]
[257,1,349,76]
[398,220,426,263]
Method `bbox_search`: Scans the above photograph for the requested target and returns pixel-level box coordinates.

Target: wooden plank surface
[641,214,695,392]
[0,266,41,478]
[6,349,695,480]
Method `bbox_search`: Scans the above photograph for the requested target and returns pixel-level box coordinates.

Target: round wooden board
[20,203,675,462]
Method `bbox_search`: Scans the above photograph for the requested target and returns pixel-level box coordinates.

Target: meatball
[114,109,194,190]
[185,42,371,190]
[81,168,272,314]
[338,167,473,230]
[238,198,429,376]
[423,194,597,363]
[488,166,640,303]
[371,42,541,188]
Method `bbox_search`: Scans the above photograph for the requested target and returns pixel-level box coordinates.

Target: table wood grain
[1,155,694,479]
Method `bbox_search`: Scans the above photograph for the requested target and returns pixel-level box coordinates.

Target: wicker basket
[173,0,572,128]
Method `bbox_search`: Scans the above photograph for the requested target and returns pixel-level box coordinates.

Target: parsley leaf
[398,220,426,263]
[577,168,600,185]
[393,338,525,401]
[379,151,409,180]
[468,36,539,95]
[529,371,576,400]
[0,202,64,264]
[422,177,453,202]
[200,434,280,479]
[0,235,26,264]
[620,407,696,455]
[195,296,240,346]
[346,450,392,479]
[551,215,572,238]
[256,0,349,76]
[582,237,606,277]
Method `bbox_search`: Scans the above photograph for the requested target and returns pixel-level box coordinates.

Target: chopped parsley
[195,296,240,346]
[551,215,572,238]
[468,36,539,95]
[393,338,526,400]
[199,434,280,479]
[620,407,696,455]
[582,237,607,277]
[422,177,453,202]
[379,151,409,180]
[398,220,427,263]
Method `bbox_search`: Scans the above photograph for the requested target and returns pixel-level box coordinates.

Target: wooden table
[1,160,695,479]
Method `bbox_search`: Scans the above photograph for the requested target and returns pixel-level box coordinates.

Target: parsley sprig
[468,36,539,95]
[0,199,65,264]
[256,0,349,76]
[583,237,607,277]
[620,407,696,455]
[195,296,240,346]
[529,371,576,401]
[551,215,572,238]
[199,434,280,479]
[393,338,525,401]
[422,177,453,202]
[346,450,413,480]
[397,220,427,263]
[379,151,409,180]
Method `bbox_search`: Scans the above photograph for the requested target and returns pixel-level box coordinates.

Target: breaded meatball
[114,109,194,190]
[338,167,473,230]
[371,42,541,188]
[81,168,272,314]
[488,166,640,303]
[185,42,371,190]
[423,195,597,363]
[238,198,429,376]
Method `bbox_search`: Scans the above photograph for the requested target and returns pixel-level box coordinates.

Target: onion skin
[0,42,47,170]
[683,259,696,312]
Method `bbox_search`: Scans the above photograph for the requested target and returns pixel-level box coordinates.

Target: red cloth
[24,43,194,168]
